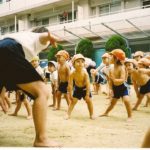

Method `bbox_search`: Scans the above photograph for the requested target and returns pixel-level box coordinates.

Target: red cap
[110,49,126,61]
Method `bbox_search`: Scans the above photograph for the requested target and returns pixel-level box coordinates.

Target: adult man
[0,27,60,147]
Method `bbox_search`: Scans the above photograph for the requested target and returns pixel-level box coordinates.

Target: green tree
[105,35,131,58]
[47,44,64,61]
[76,38,94,58]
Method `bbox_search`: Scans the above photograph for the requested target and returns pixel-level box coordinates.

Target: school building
[0,0,150,65]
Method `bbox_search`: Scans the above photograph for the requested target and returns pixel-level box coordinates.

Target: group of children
[5,49,150,121]
[2,48,150,147]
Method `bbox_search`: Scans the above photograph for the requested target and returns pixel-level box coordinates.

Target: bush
[47,44,64,61]
[76,38,94,58]
[105,35,131,58]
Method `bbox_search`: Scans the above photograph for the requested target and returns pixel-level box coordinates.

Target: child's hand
[109,90,114,98]
[48,32,57,48]
[85,95,90,100]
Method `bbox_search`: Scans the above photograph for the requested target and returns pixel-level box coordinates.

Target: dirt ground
[0,84,150,147]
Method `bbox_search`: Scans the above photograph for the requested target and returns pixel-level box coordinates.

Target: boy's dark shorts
[73,85,92,100]
[95,74,104,84]
[58,82,68,94]
[140,79,150,95]
[112,83,129,99]
[0,38,43,99]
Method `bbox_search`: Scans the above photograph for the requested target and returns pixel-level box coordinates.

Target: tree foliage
[105,35,131,58]
[47,44,64,61]
[76,38,94,58]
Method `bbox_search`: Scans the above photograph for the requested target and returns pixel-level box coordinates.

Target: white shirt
[50,70,58,84]
[3,31,50,62]
[36,66,45,79]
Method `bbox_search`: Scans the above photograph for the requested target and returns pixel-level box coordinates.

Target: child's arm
[139,68,150,76]
[68,72,74,99]
[85,72,91,98]
[132,76,140,98]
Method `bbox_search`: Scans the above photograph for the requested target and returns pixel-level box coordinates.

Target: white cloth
[50,70,58,84]
[3,31,50,62]
[85,57,96,68]
[36,66,45,79]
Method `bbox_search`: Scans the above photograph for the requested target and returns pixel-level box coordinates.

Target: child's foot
[64,114,70,120]
[132,107,137,111]
[99,113,108,117]
[9,113,17,116]
[102,91,107,95]
[53,107,60,111]
[90,116,96,120]
[92,92,98,95]
[34,139,62,147]
[126,117,132,122]
[27,115,32,120]
[49,104,55,107]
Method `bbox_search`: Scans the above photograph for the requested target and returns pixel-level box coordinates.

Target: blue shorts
[73,85,92,100]
[95,74,104,84]
[58,82,68,94]
[112,83,129,99]
[140,79,150,95]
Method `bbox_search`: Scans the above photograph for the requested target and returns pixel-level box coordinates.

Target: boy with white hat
[66,54,95,120]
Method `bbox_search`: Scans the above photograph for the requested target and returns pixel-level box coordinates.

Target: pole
[72,0,74,22]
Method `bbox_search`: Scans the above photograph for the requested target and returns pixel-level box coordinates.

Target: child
[9,90,32,119]
[55,50,71,110]
[133,51,144,62]
[100,49,132,121]
[92,53,111,96]
[31,56,45,80]
[47,61,58,108]
[125,58,150,110]
[66,54,95,120]
[90,68,105,95]
[138,58,150,107]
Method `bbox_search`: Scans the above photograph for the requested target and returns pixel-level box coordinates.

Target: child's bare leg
[64,94,71,106]
[141,128,150,148]
[65,98,77,120]
[54,91,62,110]
[133,94,144,110]
[123,96,132,119]
[23,99,32,119]
[49,93,56,107]
[100,98,117,117]
[96,84,100,94]
[144,95,150,107]
[4,95,11,109]
[85,98,95,119]
[9,100,22,116]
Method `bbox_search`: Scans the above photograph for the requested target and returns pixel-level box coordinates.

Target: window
[1,26,8,35]
[110,1,121,12]
[42,18,49,25]
[143,0,150,8]
[91,7,96,16]
[99,4,109,15]
[9,24,15,32]
[99,1,121,15]
[59,11,76,23]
